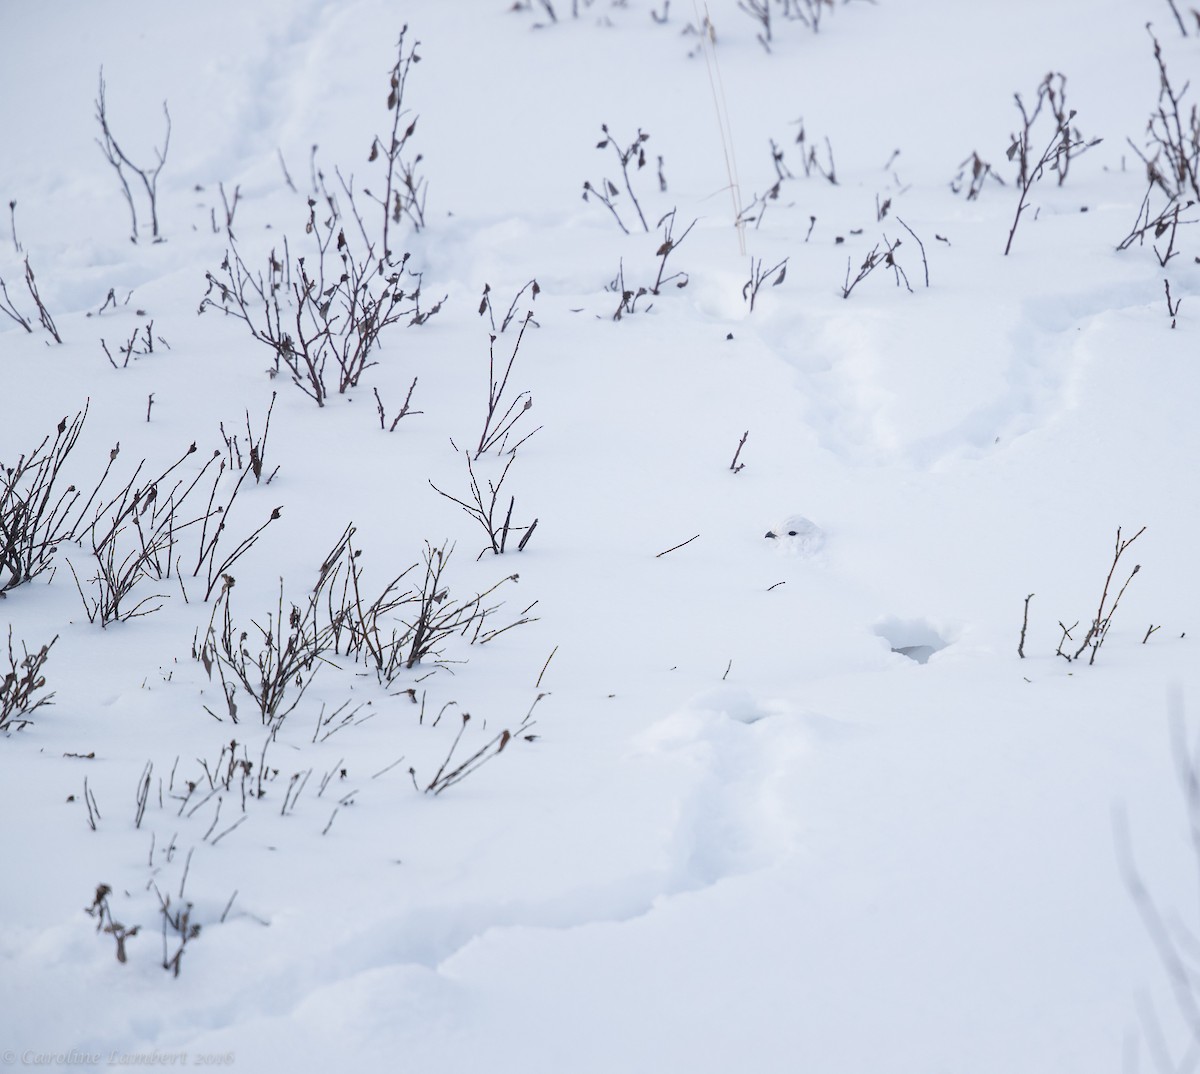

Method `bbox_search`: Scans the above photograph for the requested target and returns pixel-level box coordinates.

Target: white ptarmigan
[764,514,825,557]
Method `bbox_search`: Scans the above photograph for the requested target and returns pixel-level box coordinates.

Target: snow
[2,0,1199,1070]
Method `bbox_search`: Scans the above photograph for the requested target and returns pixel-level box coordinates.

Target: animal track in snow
[769,283,1152,470]
[634,686,819,886]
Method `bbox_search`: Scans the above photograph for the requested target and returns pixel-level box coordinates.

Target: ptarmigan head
[764,514,825,557]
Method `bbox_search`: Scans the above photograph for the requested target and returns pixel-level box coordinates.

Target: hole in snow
[873,617,949,665]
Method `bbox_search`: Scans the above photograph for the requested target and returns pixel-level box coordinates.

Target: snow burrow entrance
[873,617,950,664]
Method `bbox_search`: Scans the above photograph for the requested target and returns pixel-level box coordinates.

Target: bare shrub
[0,256,62,342]
[85,884,139,964]
[197,527,536,706]
[363,26,427,251]
[474,312,541,458]
[1117,182,1198,263]
[1003,98,1099,255]
[401,542,532,669]
[1056,526,1146,665]
[101,320,168,369]
[0,628,57,732]
[430,453,539,557]
[479,278,540,334]
[156,888,200,978]
[793,118,837,184]
[950,152,1004,200]
[1,405,88,592]
[424,699,542,795]
[200,197,441,406]
[218,393,279,486]
[1010,72,1088,188]
[743,257,787,311]
[583,125,654,234]
[198,574,334,728]
[606,210,696,320]
[649,208,695,294]
[66,431,283,623]
[94,69,170,243]
[737,0,844,50]
[737,123,833,234]
[1131,26,1200,202]
[842,234,912,297]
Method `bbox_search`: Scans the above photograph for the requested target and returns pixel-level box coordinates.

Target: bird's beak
[764,531,777,539]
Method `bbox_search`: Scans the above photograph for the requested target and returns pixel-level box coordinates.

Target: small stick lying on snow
[656,534,699,558]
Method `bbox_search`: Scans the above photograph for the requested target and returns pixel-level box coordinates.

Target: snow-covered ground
[3,1,1200,1070]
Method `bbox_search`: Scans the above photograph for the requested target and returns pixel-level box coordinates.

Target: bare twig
[0,274,32,332]
[7,200,20,254]
[373,378,422,431]
[20,257,62,343]
[896,217,929,287]
[1018,592,1034,658]
[656,534,699,558]
[729,430,749,473]
[535,645,557,689]
[1165,278,1182,327]
[1166,0,1191,36]
[276,148,297,192]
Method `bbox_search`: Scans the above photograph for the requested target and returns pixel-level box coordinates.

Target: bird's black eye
[787,530,797,536]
